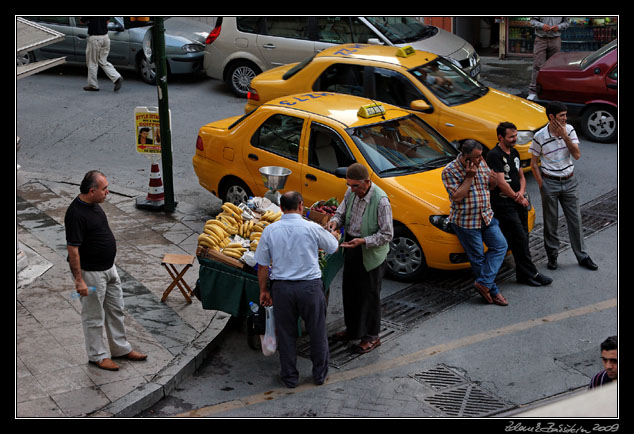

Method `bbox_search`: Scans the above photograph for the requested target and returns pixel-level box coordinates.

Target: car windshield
[580,39,617,69]
[347,115,458,176]
[365,17,437,43]
[410,57,488,106]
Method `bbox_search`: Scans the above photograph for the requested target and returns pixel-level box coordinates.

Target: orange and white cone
[146,162,165,202]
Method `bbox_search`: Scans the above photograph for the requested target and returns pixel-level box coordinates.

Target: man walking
[487,122,552,287]
[256,191,340,388]
[327,163,393,354]
[442,140,509,306]
[530,101,598,271]
[80,17,123,92]
[65,170,146,371]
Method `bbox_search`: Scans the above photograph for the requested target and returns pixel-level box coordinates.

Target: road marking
[176,298,617,417]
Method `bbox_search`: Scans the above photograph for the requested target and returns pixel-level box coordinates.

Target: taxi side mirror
[410,100,432,112]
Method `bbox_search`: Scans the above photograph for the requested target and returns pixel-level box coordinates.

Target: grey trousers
[270,279,329,387]
[86,34,121,88]
[540,175,588,262]
[80,265,132,362]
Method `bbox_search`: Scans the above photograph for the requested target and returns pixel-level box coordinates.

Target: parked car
[203,17,480,97]
[21,16,210,84]
[534,39,617,143]
[193,92,534,281]
[245,43,547,169]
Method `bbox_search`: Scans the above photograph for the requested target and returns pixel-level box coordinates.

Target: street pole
[152,17,176,212]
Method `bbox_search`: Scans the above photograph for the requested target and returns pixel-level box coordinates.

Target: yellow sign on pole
[134,106,164,155]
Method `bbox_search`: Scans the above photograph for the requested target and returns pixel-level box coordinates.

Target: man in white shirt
[530,101,598,271]
[255,191,340,388]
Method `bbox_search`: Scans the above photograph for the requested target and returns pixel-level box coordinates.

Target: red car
[535,39,617,143]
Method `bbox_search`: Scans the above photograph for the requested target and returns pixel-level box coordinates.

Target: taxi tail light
[196,136,204,151]
[247,88,259,101]
[206,23,221,44]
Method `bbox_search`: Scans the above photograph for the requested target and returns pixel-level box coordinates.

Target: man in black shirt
[65,170,145,371]
[487,122,552,287]
[79,17,123,92]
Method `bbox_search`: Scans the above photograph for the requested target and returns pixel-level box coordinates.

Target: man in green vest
[327,163,393,354]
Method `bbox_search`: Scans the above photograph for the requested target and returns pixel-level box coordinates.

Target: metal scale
[259,166,291,206]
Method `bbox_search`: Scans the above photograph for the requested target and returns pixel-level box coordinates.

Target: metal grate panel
[424,383,511,417]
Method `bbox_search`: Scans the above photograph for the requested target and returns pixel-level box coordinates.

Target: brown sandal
[354,338,381,354]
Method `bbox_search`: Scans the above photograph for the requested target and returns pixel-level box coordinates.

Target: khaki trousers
[86,34,121,88]
[530,36,561,92]
[80,265,132,362]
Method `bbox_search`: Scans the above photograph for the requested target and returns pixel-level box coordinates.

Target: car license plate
[470,64,481,78]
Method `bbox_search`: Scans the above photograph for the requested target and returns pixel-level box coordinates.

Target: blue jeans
[452,218,508,295]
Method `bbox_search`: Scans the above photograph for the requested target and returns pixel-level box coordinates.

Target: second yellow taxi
[245,43,548,169]
[193,92,534,281]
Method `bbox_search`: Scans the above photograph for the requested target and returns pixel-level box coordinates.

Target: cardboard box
[303,207,331,227]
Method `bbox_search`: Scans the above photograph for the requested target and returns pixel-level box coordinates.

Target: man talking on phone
[442,140,509,306]
[530,101,598,271]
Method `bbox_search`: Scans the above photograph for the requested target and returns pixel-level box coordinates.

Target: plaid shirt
[442,154,494,229]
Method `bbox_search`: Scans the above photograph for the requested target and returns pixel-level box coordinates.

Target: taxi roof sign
[396,45,415,58]
[358,102,386,119]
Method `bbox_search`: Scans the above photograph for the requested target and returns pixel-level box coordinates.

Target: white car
[204,17,480,97]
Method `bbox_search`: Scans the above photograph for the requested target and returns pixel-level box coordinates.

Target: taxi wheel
[221,178,253,206]
[386,225,427,282]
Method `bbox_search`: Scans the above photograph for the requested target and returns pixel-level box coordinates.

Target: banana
[224,202,242,215]
[250,232,261,241]
[222,250,243,259]
[201,229,221,244]
[225,242,244,249]
[206,224,227,240]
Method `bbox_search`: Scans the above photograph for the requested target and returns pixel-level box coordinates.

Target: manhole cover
[424,383,511,417]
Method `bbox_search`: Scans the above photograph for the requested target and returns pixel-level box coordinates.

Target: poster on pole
[134,106,169,155]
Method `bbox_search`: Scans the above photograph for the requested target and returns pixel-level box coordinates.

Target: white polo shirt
[530,123,579,178]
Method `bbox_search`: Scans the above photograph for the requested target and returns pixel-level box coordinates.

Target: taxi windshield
[410,58,487,106]
[347,115,458,176]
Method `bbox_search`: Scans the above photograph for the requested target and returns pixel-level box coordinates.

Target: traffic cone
[136,160,165,210]
[146,161,165,202]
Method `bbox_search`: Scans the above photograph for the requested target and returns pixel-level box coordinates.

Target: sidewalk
[16,169,230,417]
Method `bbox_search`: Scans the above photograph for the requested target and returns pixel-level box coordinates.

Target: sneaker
[535,273,553,286]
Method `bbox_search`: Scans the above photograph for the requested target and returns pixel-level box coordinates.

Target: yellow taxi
[245,43,548,169]
[193,92,535,281]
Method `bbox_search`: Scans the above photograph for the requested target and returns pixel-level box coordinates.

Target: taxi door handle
[305,173,317,181]
[248,153,259,161]
[445,123,455,127]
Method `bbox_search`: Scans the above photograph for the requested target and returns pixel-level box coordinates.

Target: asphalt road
[16,60,619,420]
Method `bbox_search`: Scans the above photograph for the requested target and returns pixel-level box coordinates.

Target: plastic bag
[261,305,277,356]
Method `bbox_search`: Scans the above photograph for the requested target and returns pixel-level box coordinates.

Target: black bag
[246,303,266,336]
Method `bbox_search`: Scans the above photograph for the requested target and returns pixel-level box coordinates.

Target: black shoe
[517,276,542,287]
[547,256,558,270]
[114,77,123,91]
[534,273,553,286]
[579,257,598,270]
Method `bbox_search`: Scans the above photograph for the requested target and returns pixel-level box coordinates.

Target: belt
[542,172,574,181]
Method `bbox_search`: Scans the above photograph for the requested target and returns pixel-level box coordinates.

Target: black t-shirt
[486,145,521,206]
[65,196,117,271]
[81,17,110,36]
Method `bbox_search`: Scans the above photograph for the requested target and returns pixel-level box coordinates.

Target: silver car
[203,16,480,97]
[21,16,211,84]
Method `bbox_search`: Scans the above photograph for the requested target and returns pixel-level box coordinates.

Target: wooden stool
[161,254,195,303]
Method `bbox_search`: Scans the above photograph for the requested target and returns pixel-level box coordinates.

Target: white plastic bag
[261,306,277,356]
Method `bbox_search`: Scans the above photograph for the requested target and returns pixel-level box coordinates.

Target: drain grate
[424,383,511,417]
[412,364,512,417]
[410,364,465,390]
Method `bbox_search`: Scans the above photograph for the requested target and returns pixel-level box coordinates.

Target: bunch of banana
[198,219,232,251]
[221,242,247,259]
[249,230,261,251]
[260,209,282,223]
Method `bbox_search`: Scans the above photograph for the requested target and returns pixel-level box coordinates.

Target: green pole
[152,17,176,212]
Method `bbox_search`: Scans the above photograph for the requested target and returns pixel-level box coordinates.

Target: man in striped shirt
[442,140,509,306]
[589,336,617,389]
[530,101,598,271]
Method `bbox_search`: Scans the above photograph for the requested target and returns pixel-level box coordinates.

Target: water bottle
[249,301,259,313]
[71,286,96,299]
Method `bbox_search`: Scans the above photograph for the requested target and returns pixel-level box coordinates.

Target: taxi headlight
[430,215,454,234]
[517,130,534,145]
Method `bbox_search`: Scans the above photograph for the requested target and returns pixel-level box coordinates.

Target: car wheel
[386,225,427,282]
[581,106,617,143]
[225,60,260,98]
[138,54,157,84]
[221,178,253,206]
[17,51,35,66]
